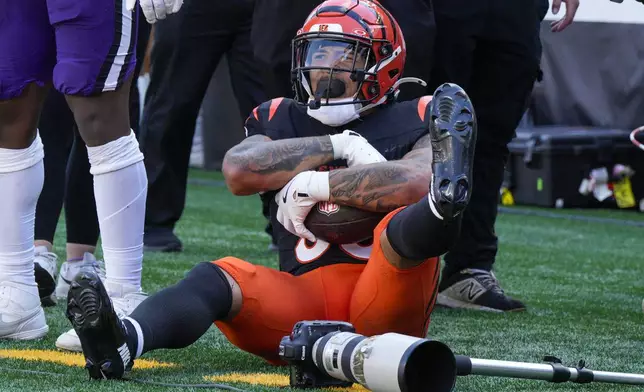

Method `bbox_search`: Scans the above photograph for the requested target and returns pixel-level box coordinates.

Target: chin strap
[358,77,429,114]
[356,96,386,114]
[390,77,428,101]
[394,77,428,89]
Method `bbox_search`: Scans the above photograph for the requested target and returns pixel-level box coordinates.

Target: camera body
[278,320,356,389]
[280,320,458,392]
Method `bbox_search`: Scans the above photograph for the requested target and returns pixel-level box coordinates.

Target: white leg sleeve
[87,131,147,289]
[0,135,44,292]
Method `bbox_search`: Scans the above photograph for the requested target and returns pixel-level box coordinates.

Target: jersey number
[294,238,373,263]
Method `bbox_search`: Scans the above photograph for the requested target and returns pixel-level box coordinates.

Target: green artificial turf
[1,169,642,392]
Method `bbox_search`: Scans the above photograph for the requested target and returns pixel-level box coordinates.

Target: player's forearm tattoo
[396,134,432,165]
[224,135,335,190]
[328,162,430,212]
[328,134,433,212]
[223,135,333,195]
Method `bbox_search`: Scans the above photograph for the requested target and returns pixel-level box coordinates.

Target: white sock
[88,131,147,290]
[123,316,144,359]
[428,178,444,220]
[0,135,44,293]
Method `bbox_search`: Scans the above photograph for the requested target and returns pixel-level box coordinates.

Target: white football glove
[330,130,387,167]
[276,171,330,242]
[126,0,183,24]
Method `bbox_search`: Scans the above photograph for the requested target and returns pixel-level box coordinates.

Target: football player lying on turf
[65,0,477,379]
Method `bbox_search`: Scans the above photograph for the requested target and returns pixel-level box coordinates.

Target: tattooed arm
[222,134,335,195]
[328,134,432,212]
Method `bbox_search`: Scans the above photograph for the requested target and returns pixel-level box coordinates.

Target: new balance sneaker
[56,280,147,352]
[34,246,58,307]
[0,281,49,340]
[55,253,105,301]
[436,269,526,312]
[66,270,133,379]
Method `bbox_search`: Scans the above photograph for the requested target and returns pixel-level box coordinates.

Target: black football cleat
[66,270,133,380]
[428,83,477,220]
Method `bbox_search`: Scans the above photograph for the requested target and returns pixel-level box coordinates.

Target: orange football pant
[213,207,441,364]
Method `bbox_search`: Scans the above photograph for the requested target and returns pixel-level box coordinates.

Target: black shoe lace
[473,271,505,295]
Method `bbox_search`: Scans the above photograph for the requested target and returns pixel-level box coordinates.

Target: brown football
[304,201,387,244]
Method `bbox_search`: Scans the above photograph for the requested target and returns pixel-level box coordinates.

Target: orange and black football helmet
[291,0,424,112]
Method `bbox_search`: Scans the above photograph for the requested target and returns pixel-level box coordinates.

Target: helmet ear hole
[379,43,393,56]
[368,84,380,97]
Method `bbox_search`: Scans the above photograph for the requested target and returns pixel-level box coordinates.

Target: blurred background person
[432,0,579,312]
[140,0,267,252]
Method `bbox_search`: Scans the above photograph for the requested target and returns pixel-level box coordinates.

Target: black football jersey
[244,97,432,276]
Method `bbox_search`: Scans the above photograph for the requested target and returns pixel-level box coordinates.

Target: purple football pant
[0,0,138,100]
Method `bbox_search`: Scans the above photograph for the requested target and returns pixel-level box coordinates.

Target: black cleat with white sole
[66,270,133,380]
[428,83,477,220]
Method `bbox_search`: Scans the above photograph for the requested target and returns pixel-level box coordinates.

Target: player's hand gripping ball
[278,132,388,244]
[276,171,330,242]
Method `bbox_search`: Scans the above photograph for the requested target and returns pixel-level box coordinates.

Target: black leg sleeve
[126,262,233,355]
[386,196,462,260]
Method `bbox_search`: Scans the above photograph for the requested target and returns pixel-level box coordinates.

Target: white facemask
[307,98,362,127]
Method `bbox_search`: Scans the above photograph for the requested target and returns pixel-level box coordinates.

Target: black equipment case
[505,127,644,210]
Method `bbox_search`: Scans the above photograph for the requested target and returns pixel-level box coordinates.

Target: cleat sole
[66,272,130,380]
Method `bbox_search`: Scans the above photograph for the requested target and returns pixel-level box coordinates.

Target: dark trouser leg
[250,0,320,99]
[227,7,273,248]
[33,90,74,305]
[227,14,268,121]
[441,1,543,276]
[430,0,544,311]
[379,0,436,101]
[34,91,75,244]
[140,0,236,248]
[441,139,508,275]
[64,127,99,247]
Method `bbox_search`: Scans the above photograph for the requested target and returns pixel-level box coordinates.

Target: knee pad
[180,262,233,320]
[184,262,228,285]
[87,131,143,175]
[0,133,44,173]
